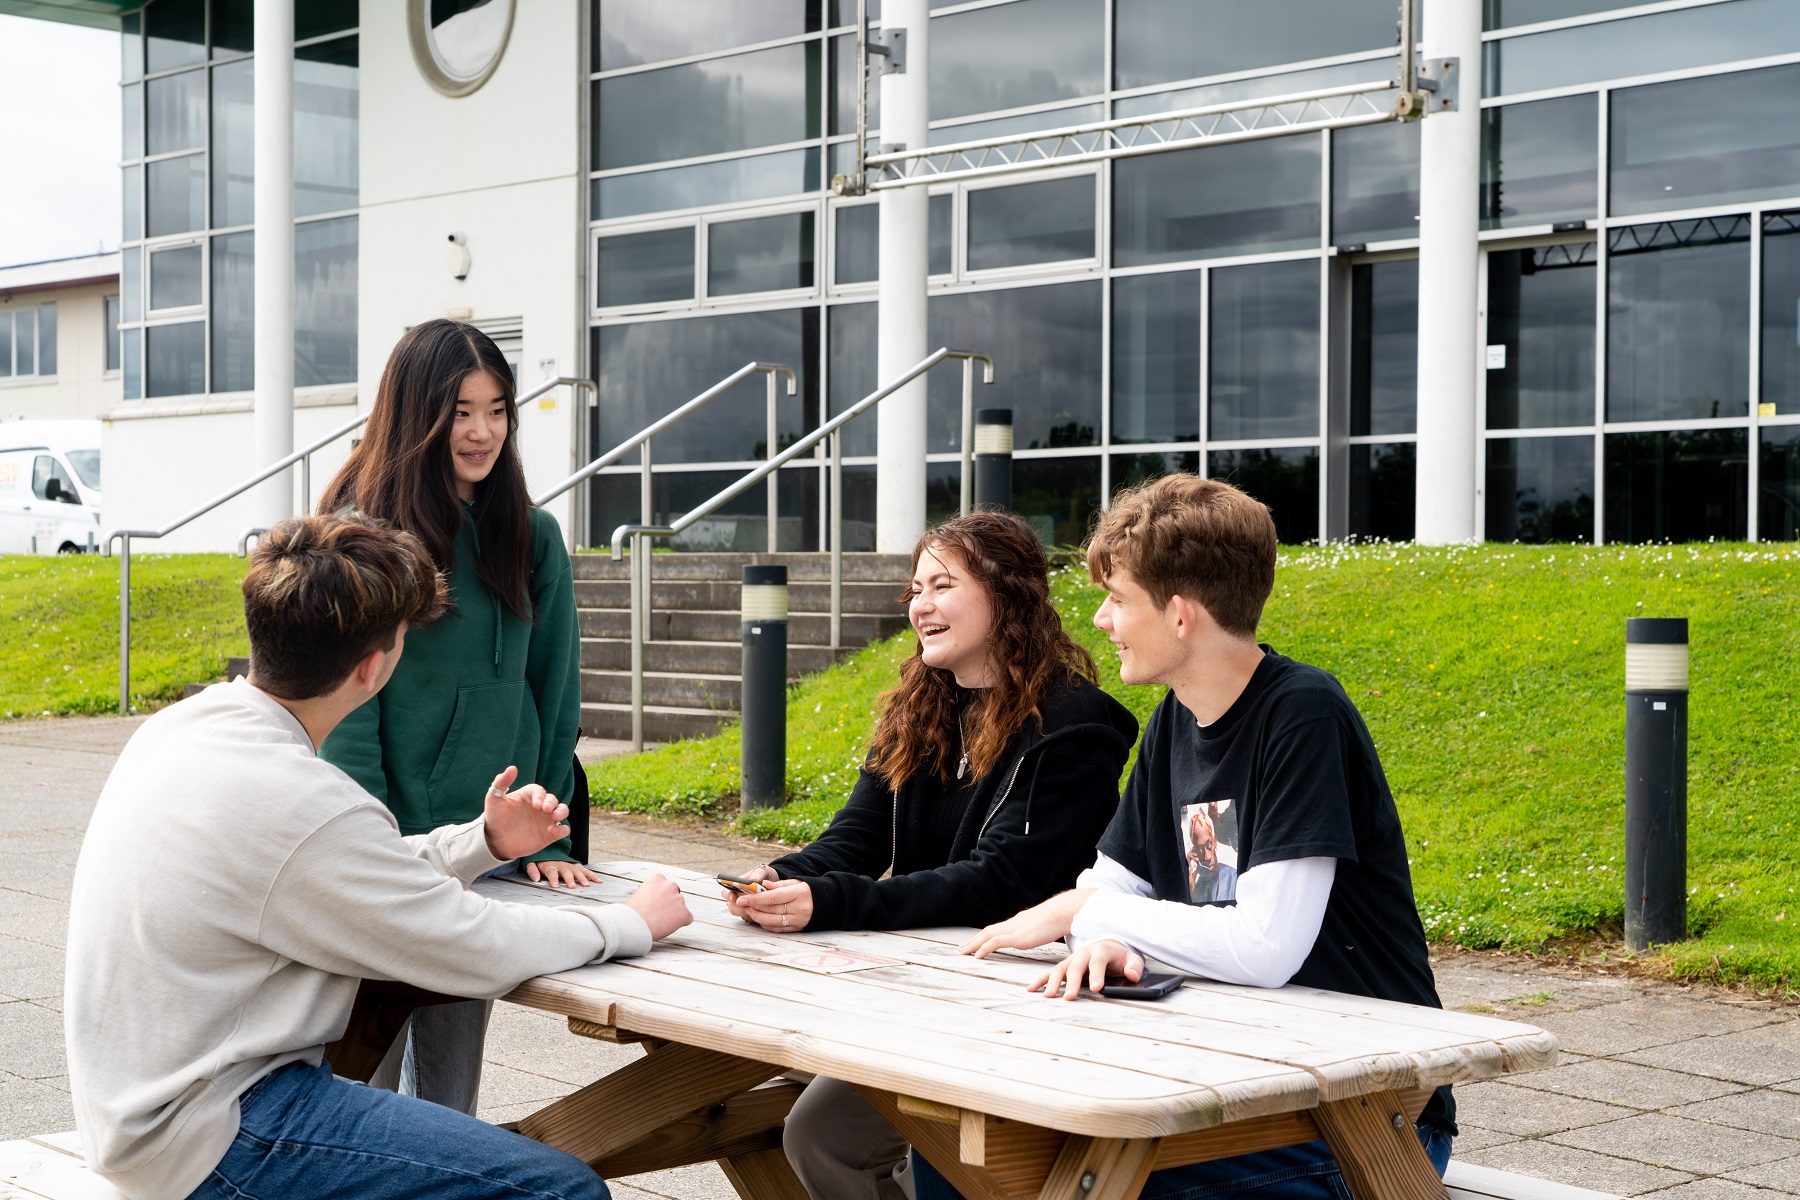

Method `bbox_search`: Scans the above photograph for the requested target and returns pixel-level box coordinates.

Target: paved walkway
[1,714,1796,1200]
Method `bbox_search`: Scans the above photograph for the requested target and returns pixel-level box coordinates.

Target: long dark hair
[319,320,533,620]
[867,512,1096,790]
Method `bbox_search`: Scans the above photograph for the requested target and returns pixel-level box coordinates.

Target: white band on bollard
[1625,643,1688,692]
[973,424,1013,455]
[741,584,789,622]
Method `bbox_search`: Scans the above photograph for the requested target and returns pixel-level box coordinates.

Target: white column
[1413,0,1483,544]
[875,0,930,554]
[254,0,295,530]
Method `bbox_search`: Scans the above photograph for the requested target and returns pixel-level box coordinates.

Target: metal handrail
[608,347,993,750]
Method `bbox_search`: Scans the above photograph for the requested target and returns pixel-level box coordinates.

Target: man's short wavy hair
[243,514,449,699]
[1086,474,1276,638]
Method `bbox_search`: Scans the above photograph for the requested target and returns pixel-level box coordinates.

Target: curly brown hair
[867,512,1096,791]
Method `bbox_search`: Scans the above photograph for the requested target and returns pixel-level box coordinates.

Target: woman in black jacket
[723,511,1138,1200]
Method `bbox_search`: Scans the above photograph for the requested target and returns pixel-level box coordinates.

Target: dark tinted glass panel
[122,247,141,322]
[123,165,143,242]
[966,176,1094,271]
[146,320,205,397]
[106,296,121,372]
[1483,0,1636,30]
[1115,138,1319,266]
[1332,122,1418,246]
[295,0,358,41]
[1761,425,1800,541]
[827,301,878,455]
[1486,243,1594,429]
[1012,456,1101,547]
[147,154,205,236]
[1119,61,1395,120]
[931,0,1103,121]
[1611,62,1800,219]
[0,319,12,378]
[123,328,142,399]
[930,104,1103,148]
[1481,94,1596,230]
[149,244,201,310]
[1112,271,1199,444]
[145,0,204,72]
[123,12,142,81]
[212,232,254,393]
[930,193,951,276]
[708,212,815,295]
[595,43,820,170]
[597,309,820,463]
[594,148,820,220]
[212,0,252,55]
[1115,0,1396,91]
[928,282,1101,453]
[1762,214,1800,416]
[830,31,879,135]
[1604,429,1748,543]
[599,228,695,307]
[1210,259,1320,441]
[1484,435,1593,542]
[212,59,254,228]
[1348,442,1414,541]
[1112,451,1198,491]
[596,0,815,71]
[38,305,56,377]
[1207,447,1319,543]
[123,83,143,160]
[1607,220,1749,423]
[589,466,822,551]
[830,0,878,23]
[296,38,358,218]
[295,217,357,386]
[146,68,205,155]
[13,311,32,376]
[835,203,878,284]
[1349,259,1416,437]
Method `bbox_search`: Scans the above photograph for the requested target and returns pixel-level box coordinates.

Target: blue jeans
[187,1060,607,1200]
[912,1126,1452,1200]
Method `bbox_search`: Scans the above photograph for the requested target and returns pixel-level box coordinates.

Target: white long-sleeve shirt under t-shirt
[1069,851,1336,987]
[64,679,652,1200]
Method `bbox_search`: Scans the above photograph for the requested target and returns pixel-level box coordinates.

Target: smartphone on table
[1098,972,1183,1000]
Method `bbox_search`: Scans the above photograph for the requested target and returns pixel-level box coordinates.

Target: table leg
[1311,1091,1448,1200]
[720,1146,811,1200]
[1039,1136,1161,1200]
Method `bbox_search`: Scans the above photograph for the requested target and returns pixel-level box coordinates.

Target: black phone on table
[1098,972,1183,1000]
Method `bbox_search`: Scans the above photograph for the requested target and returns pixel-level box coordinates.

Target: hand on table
[731,879,813,933]
[624,873,693,941]
[720,864,780,922]
[959,888,1094,958]
[1031,938,1143,1001]
[526,860,602,888]
[482,766,570,862]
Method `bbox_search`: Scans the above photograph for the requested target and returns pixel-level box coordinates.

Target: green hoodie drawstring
[462,499,504,675]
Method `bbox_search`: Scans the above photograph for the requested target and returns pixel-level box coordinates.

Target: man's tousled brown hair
[243,515,449,699]
[867,512,1095,790]
[1086,474,1277,637]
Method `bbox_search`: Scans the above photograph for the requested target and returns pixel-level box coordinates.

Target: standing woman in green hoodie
[316,318,590,1114]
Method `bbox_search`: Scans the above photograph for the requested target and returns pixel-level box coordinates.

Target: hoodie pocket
[425,680,526,827]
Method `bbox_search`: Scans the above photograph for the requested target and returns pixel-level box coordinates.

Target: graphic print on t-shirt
[1179,798,1239,904]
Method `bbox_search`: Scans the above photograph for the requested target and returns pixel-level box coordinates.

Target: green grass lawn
[590,542,1800,992]
[0,554,249,716]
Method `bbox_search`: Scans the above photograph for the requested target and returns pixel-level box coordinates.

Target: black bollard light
[740,564,788,813]
[973,408,1014,512]
[1624,617,1688,951]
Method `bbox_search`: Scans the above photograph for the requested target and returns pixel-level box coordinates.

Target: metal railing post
[639,440,653,644]
[766,370,780,554]
[117,535,130,715]
[301,453,311,516]
[630,532,645,752]
[959,357,975,516]
[830,428,844,652]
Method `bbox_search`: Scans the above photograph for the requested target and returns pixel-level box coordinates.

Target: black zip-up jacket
[769,675,1139,932]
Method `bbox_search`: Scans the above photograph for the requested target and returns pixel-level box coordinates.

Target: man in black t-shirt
[940,474,1455,1200]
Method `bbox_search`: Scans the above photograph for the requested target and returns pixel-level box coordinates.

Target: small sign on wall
[538,358,558,409]
[1485,344,1507,370]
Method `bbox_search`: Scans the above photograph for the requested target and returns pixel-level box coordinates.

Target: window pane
[1332,122,1418,246]
[1484,0,1637,31]
[122,82,143,160]
[1116,0,1397,91]
[212,0,252,55]
[1604,429,1748,543]
[147,153,206,236]
[929,193,951,276]
[1487,0,1800,97]
[144,0,204,73]
[106,296,121,371]
[1207,447,1318,543]
[1118,60,1396,120]
[594,148,819,220]
[1210,259,1320,441]
[830,31,879,136]
[595,43,820,171]
[1485,435,1594,541]
[295,217,358,386]
[834,203,877,285]
[213,58,255,229]
[146,321,205,397]
[596,0,815,71]
[1114,137,1320,266]
[708,212,815,296]
[930,0,1103,121]
[967,176,1094,271]
[1611,62,1800,219]
[67,449,100,490]
[149,244,203,310]
[13,310,32,376]
[1112,271,1199,444]
[1760,424,1800,541]
[0,316,11,378]
[123,164,143,242]
[1762,213,1800,416]
[1113,451,1199,491]
[123,328,142,399]
[146,68,205,155]
[296,38,359,217]
[1012,455,1101,547]
[295,0,357,41]
[589,465,821,552]
[827,301,878,456]
[122,246,142,322]
[930,103,1103,148]
[1350,259,1416,436]
[122,11,142,82]
[928,281,1101,452]
[1347,442,1414,541]
[212,232,254,393]
[1481,94,1596,231]
[36,304,55,377]
[598,227,695,307]
[1486,243,1596,429]
[1607,219,1749,423]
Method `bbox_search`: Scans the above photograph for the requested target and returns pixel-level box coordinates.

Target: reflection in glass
[106,296,121,372]
[1348,442,1414,541]
[929,104,1103,148]
[1112,452,1199,492]
[0,318,11,377]
[930,0,1103,121]
[1485,435,1593,542]
[929,282,1101,452]
[147,68,205,155]
[296,0,359,42]
[296,39,359,218]
[122,247,141,322]
[595,43,819,170]
[596,0,815,71]
[708,212,815,296]
[830,32,880,135]
[38,304,57,376]
[1486,243,1594,429]
[122,11,142,82]
[1607,220,1749,423]
[598,228,695,307]
[590,466,823,552]
[827,302,879,456]
[925,461,962,529]
[1210,259,1320,441]
[1115,138,1319,266]
[123,83,143,161]
[13,310,32,376]
[421,0,513,83]
[123,165,143,242]
[1012,456,1101,546]
[1480,94,1596,230]
[1117,59,1395,120]
[1111,272,1199,444]
[967,176,1094,271]
[149,244,202,310]
[594,148,819,220]
[1207,447,1318,543]
[146,321,205,398]
[1761,213,1800,416]
[213,59,255,228]
[295,217,358,387]
[1483,0,1635,30]
[211,0,252,56]
[145,0,205,73]
[1604,429,1748,542]
[835,204,879,285]
[1760,425,1800,541]
[1350,260,1417,436]
[212,232,254,393]
[147,154,205,236]
[123,328,142,400]
[1332,122,1418,246]
[1115,0,1397,91]
[1611,63,1800,218]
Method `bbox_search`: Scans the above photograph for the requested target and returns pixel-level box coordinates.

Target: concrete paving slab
[1459,1139,1697,1195]
[0,963,64,1003]
[473,1062,578,1115]
[0,1002,68,1080]
[482,1003,642,1089]
[1550,1112,1800,1177]
[0,855,73,904]
[1671,1091,1800,1141]
[1449,1123,1520,1153]
[1454,1080,1631,1137]
[1434,961,1637,1014]
[1623,1025,1800,1088]
[613,1161,738,1200]
[1643,1179,1799,1200]
[1507,1058,1749,1109]
[1725,1156,1800,1190]
[0,1078,73,1139]
[1528,999,1782,1058]
[0,937,61,974]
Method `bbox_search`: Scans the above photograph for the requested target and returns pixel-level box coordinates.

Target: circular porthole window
[408,0,516,97]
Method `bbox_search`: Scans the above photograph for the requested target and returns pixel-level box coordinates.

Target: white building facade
[0,252,120,423]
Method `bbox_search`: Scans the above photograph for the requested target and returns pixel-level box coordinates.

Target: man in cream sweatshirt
[65,515,693,1200]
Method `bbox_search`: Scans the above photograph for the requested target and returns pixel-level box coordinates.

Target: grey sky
[0,14,120,268]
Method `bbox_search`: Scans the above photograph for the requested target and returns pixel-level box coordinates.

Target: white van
[0,418,103,554]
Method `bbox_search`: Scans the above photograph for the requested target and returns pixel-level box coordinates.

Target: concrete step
[581,637,848,676]
[572,552,911,583]
[578,608,908,644]
[574,578,905,614]
[581,702,732,743]
[582,670,742,710]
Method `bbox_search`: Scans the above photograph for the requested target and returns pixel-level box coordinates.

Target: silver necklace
[957,711,969,780]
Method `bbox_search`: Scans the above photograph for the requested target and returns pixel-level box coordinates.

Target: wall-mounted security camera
[447,231,471,282]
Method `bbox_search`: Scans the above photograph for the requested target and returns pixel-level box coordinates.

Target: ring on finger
[782,914,789,927]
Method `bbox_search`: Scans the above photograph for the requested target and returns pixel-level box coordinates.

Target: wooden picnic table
[473,862,1559,1200]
